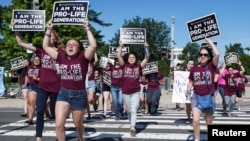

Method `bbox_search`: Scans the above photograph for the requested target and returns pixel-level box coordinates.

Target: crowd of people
[10,18,248,141]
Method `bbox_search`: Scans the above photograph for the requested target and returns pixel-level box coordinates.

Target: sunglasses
[199,53,209,57]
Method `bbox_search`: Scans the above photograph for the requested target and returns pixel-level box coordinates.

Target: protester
[222,63,245,117]
[182,59,195,124]
[102,63,112,118]
[216,63,227,112]
[105,57,124,120]
[86,53,98,118]
[25,56,41,124]
[117,40,149,136]
[139,75,148,114]
[145,70,164,115]
[15,58,30,117]
[43,18,96,141]
[94,69,102,112]
[186,37,219,141]
[237,74,248,111]
[13,19,64,141]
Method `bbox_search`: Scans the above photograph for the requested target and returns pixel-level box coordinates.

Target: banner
[120,28,146,44]
[224,52,239,65]
[109,46,129,58]
[172,71,190,103]
[143,62,158,75]
[52,1,89,25]
[0,67,5,97]
[10,56,25,71]
[99,57,114,68]
[186,13,220,42]
[102,71,111,86]
[12,10,45,31]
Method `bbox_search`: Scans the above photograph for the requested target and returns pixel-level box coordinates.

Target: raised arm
[140,42,150,68]
[42,20,58,60]
[11,20,37,51]
[117,40,125,66]
[205,37,220,66]
[93,53,99,66]
[239,61,245,76]
[84,19,97,60]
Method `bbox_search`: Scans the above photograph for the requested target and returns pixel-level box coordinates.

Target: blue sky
[1,0,250,59]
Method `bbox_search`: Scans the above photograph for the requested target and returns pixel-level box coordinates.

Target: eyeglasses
[199,53,209,57]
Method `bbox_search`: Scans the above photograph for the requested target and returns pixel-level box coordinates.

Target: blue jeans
[146,89,161,114]
[218,86,226,109]
[123,92,140,127]
[36,87,58,137]
[110,86,123,118]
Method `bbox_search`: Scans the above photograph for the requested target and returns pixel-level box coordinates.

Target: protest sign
[120,28,146,44]
[12,10,45,31]
[80,40,89,48]
[52,1,89,25]
[143,62,158,75]
[99,57,114,68]
[10,56,25,71]
[102,71,111,86]
[109,46,129,58]
[186,13,220,42]
[200,42,218,48]
[224,52,239,65]
[172,71,191,103]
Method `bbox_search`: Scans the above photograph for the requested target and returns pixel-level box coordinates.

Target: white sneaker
[130,127,136,137]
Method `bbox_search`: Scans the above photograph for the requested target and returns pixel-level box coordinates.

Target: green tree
[179,42,200,65]
[225,43,244,55]
[108,16,171,61]
[0,0,112,69]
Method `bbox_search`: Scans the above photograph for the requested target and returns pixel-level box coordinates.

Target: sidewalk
[1,87,250,109]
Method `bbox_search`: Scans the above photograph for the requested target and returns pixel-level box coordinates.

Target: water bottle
[55,63,60,76]
[144,47,150,57]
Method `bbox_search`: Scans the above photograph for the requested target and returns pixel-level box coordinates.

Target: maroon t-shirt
[110,65,123,86]
[26,65,40,85]
[121,63,142,94]
[224,72,240,96]
[36,48,60,93]
[87,63,95,81]
[238,76,248,92]
[146,72,163,91]
[57,49,89,90]
[189,62,217,96]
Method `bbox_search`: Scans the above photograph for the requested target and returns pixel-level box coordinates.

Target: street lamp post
[170,16,175,68]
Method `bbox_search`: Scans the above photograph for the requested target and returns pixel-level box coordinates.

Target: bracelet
[85,28,90,32]
[45,34,51,37]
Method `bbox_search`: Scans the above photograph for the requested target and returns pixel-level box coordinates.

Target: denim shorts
[57,87,88,110]
[87,80,96,93]
[28,84,38,92]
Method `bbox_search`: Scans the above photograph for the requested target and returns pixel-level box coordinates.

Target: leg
[26,91,37,124]
[129,92,140,136]
[110,86,119,118]
[49,92,58,119]
[55,101,70,141]
[192,107,201,141]
[21,88,29,116]
[72,110,85,141]
[102,91,110,117]
[36,88,49,138]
